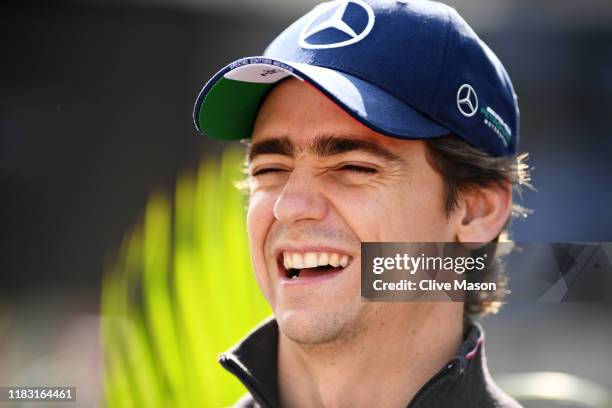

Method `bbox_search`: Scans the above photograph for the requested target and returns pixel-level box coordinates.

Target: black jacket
[219,318,523,408]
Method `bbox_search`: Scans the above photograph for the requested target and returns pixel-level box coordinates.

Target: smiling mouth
[278,251,352,280]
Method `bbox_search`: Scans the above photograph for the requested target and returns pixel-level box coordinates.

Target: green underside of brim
[198,77,274,140]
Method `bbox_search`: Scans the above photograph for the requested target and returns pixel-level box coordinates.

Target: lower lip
[278,260,347,286]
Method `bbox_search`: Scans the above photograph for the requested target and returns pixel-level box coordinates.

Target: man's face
[247,78,457,344]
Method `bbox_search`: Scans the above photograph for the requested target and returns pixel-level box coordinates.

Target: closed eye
[251,167,288,177]
[337,164,378,174]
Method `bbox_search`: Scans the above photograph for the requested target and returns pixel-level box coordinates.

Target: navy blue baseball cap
[193,0,519,157]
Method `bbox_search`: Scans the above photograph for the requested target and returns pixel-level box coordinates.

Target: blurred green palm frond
[101,147,271,407]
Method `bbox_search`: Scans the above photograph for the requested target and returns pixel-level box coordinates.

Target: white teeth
[282,251,351,270]
[291,275,299,280]
[329,253,340,267]
[339,255,349,268]
[304,252,318,268]
[292,253,304,269]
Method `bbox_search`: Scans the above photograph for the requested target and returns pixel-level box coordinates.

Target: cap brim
[194,57,450,141]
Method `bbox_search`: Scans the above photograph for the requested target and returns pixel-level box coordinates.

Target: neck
[278,303,463,408]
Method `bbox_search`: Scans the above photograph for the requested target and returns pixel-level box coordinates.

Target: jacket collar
[219,317,489,408]
[219,317,280,407]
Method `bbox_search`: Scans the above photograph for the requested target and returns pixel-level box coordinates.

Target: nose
[273,169,329,225]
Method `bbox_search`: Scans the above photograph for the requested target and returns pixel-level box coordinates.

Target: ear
[454,182,512,243]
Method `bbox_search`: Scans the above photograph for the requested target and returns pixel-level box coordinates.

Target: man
[193,1,530,406]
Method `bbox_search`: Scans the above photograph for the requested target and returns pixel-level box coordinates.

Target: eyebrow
[248,136,294,162]
[247,134,404,164]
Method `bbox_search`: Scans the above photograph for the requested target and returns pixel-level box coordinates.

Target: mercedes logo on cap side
[299,0,375,50]
[457,84,479,117]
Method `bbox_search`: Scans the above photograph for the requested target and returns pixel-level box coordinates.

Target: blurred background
[1,0,612,406]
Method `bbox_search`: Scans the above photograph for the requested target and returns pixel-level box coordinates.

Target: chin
[275,302,364,345]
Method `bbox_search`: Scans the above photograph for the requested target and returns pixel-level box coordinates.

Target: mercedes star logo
[299,0,375,50]
[456,84,479,117]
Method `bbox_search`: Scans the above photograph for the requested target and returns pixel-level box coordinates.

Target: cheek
[330,179,451,242]
[247,192,269,249]
[390,177,451,240]
[247,191,277,291]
